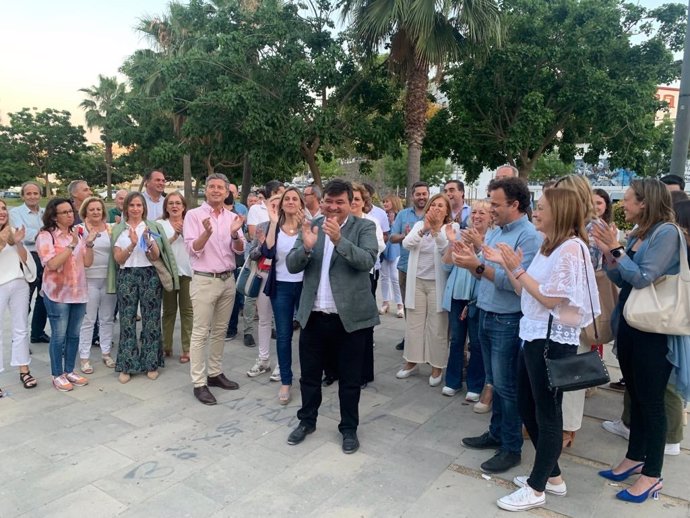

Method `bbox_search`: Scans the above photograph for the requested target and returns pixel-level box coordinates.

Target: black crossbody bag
[543,244,610,392]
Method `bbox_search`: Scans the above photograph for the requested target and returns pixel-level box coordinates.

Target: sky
[0,0,678,141]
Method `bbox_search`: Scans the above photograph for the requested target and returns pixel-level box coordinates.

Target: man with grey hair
[67,180,92,224]
[108,189,129,223]
[495,164,519,180]
[183,173,245,405]
[10,181,50,343]
[303,184,322,221]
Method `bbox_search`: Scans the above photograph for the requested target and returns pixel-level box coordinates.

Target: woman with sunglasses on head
[76,196,116,373]
[485,188,599,511]
[36,198,95,392]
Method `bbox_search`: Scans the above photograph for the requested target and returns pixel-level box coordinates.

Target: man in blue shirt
[389,181,429,350]
[452,177,542,474]
[10,181,50,343]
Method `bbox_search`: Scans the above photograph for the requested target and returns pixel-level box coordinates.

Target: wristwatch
[610,246,624,258]
[67,243,76,251]
[475,264,486,276]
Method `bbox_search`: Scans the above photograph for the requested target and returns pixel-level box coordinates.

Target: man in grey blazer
[285,179,380,453]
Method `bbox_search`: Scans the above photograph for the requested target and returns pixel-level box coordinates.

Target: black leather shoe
[207,373,239,390]
[322,375,337,387]
[342,432,360,454]
[194,386,217,405]
[480,450,521,474]
[31,333,51,344]
[244,334,256,347]
[462,431,502,450]
[271,328,276,339]
[225,330,237,341]
[287,424,315,445]
[395,339,404,351]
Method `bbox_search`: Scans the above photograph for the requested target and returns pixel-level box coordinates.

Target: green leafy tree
[530,152,574,183]
[4,108,88,194]
[341,0,502,200]
[79,75,127,199]
[0,129,35,189]
[436,0,684,181]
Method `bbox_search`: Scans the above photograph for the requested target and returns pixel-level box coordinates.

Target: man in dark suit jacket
[285,179,380,453]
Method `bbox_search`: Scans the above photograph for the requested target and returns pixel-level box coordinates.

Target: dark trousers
[227,268,244,336]
[617,316,672,477]
[29,251,48,339]
[518,339,575,492]
[361,271,379,384]
[297,312,367,433]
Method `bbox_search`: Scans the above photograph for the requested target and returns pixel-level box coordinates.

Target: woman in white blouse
[77,196,117,373]
[485,188,599,512]
[160,192,192,363]
[396,193,454,386]
[0,199,37,393]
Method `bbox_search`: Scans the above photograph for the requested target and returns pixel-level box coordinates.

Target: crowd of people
[0,167,688,512]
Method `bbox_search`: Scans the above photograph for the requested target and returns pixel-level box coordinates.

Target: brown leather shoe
[193,385,217,405]
[207,373,239,390]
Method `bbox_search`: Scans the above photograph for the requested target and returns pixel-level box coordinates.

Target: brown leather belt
[193,270,233,281]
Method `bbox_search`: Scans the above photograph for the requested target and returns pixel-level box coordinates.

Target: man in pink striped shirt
[184,173,245,405]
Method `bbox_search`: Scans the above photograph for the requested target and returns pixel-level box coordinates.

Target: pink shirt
[36,229,88,303]
[183,202,244,273]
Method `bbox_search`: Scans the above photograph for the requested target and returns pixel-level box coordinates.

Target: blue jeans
[445,299,469,390]
[465,305,485,394]
[43,296,86,377]
[479,309,523,455]
[270,281,302,385]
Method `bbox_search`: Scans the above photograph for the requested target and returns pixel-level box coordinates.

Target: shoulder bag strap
[580,243,598,341]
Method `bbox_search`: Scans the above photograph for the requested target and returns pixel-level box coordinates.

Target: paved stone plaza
[0,309,688,517]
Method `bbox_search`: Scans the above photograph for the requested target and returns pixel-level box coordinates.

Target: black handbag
[543,244,610,392]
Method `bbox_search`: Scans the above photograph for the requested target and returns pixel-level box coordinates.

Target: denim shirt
[442,265,477,312]
[390,207,425,272]
[605,222,682,336]
[476,214,542,314]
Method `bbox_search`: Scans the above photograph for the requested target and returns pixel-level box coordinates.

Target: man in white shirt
[67,180,93,224]
[142,170,166,220]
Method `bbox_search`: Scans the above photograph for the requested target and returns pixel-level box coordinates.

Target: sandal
[80,359,94,374]
[20,371,38,389]
[102,355,116,368]
[179,354,190,364]
[278,386,291,406]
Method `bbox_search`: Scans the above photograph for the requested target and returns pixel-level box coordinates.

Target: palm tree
[79,75,126,199]
[341,0,502,201]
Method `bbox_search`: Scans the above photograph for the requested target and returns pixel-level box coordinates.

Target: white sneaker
[429,373,443,387]
[269,365,281,382]
[602,419,630,441]
[665,443,681,456]
[496,486,545,512]
[441,386,457,397]
[396,365,418,379]
[247,359,271,377]
[465,391,480,402]
[513,475,566,497]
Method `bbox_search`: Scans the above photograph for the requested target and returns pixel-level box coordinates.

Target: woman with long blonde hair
[486,188,599,511]
[380,194,404,317]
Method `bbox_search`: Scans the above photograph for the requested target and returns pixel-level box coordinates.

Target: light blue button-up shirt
[9,203,44,252]
[476,214,542,314]
[390,207,425,273]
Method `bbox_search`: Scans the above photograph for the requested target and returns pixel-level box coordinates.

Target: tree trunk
[404,59,429,205]
[241,152,252,204]
[44,170,50,197]
[303,147,323,189]
[105,141,113,200]
[183,153,194,207]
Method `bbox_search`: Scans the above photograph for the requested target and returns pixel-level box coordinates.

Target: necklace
[281,225,298,235]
